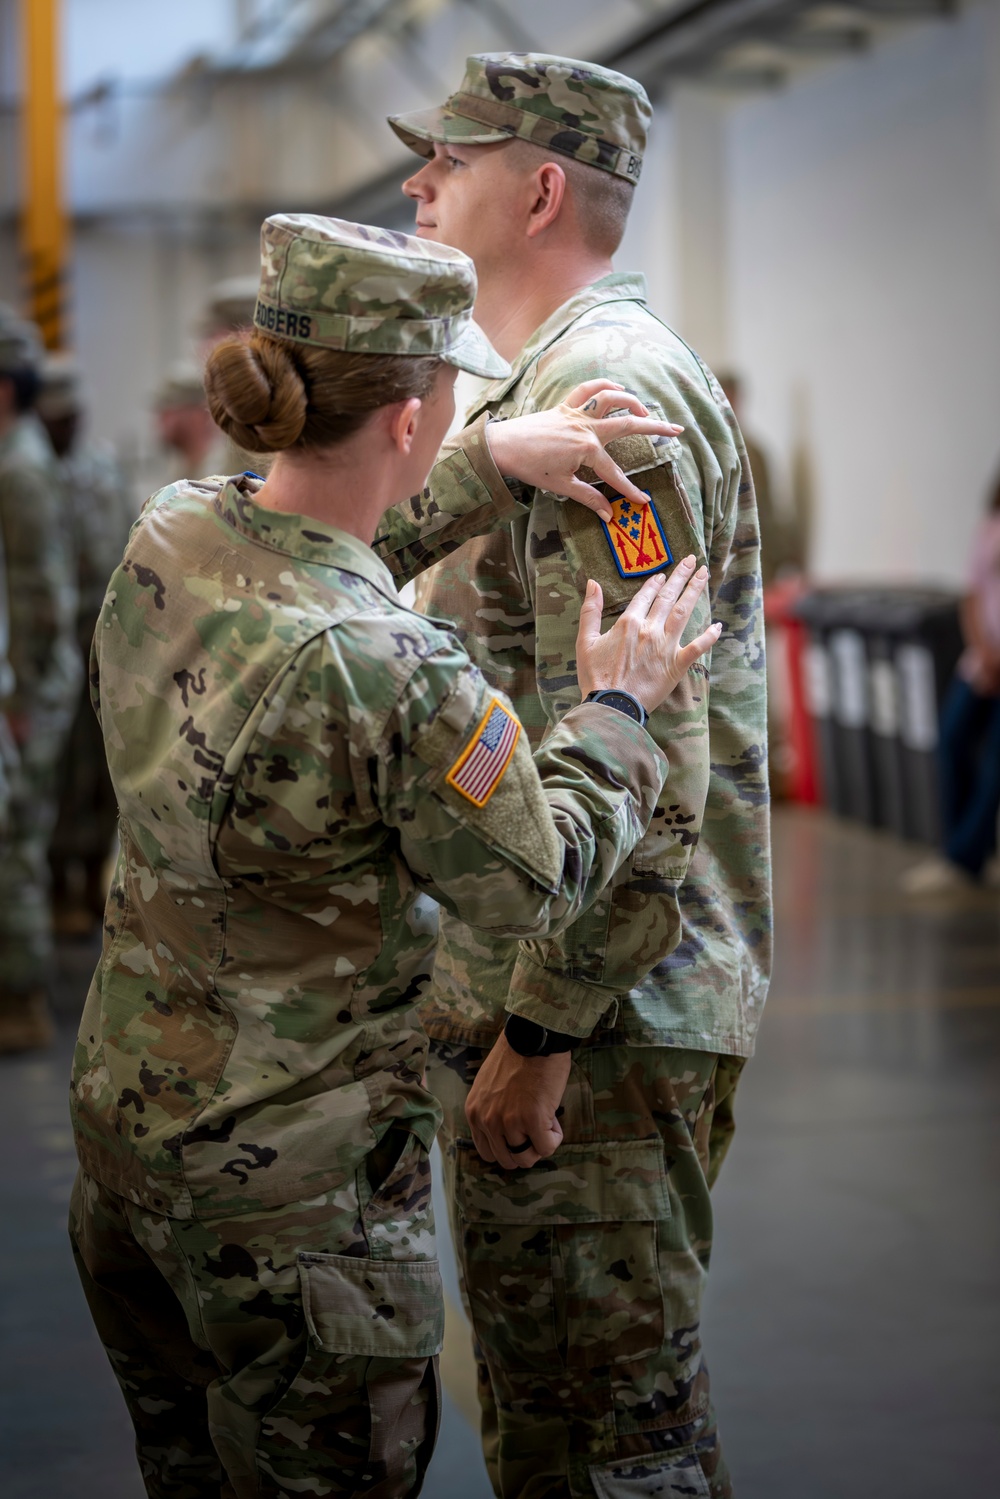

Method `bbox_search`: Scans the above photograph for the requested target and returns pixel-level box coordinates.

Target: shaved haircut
[500,138,635,257]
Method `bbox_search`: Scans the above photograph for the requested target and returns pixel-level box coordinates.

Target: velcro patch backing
[446,698,521,807]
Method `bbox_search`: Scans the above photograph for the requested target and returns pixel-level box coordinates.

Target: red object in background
[764,576,821,805]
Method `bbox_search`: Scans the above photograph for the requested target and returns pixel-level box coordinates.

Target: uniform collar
[477,271,648,407]
[214,474,398,598]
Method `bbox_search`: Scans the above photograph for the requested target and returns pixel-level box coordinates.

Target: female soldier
[69,215,718,1499]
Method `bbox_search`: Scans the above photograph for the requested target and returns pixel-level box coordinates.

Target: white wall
[723,0,1000,586]
[4,0,999,588]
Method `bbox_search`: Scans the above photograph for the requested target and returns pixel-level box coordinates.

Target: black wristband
[503,1013,579,1057]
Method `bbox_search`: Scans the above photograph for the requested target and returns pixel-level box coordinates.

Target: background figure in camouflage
[198,273,272,476]
[0,308,81,1054]
[140,362,231,501]
[70,214,717,1499]
[37,355,135,932]
[383,53,773,1498]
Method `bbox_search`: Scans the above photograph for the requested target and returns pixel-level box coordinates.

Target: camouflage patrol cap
[0,304,44,375]
[253,214,507,380]
[37,352,84,419]
[388,53,649,184]
[201,274,260,338]
[153,362,207,411]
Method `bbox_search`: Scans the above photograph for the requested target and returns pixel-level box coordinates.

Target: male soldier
[377,54,772,1498]
[0,309,81,1052]
[37,354,133,931]
[197,274,270,476]
[148,362,229,491]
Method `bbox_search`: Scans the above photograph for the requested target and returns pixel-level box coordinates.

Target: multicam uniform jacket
[0,415,80,728]
[378,273,772,1057]
[71,472,667,1219]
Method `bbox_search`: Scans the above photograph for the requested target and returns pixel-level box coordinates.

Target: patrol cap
[37,352,84,419]
[201,274,260,337]
[253,213,508,380]
[0,304,44,375]
[153,362,207,411]
[388,53,649,185]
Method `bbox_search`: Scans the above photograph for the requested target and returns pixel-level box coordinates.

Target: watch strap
[504,1013,578,1057]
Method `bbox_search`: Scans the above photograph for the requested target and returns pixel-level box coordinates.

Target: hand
[577,558,721,713]
[465,1035,572,1170]
[484,379,683,521]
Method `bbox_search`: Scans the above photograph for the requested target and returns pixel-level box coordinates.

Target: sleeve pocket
[455,1138,670,1225]
[298,1252,444,1358]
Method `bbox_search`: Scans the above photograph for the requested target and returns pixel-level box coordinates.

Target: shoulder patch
[446,698,521,807]
[600,492,673,579]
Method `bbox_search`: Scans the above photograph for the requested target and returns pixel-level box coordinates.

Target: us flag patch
[446,699,521,807]
[601,492,673,579]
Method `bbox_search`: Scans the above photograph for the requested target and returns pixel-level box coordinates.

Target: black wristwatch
[504,1013,579,1057]
[582,688,649,728]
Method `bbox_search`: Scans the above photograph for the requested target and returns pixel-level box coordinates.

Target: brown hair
[204,330,445,454]
[500,138,635,257]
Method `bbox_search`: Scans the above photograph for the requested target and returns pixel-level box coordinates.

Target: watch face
[599,691,642,721]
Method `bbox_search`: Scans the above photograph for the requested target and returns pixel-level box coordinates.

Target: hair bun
[204,335,307,453]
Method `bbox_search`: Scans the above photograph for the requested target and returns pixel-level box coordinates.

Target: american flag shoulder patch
[446,698,521,808]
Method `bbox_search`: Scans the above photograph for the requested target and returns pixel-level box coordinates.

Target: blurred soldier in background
[383,53,770,1499]
[37,355,134,933]
[198,274,270,477]
[0,308,81,1054]
[149,363,229,488]
[717,370,806,586]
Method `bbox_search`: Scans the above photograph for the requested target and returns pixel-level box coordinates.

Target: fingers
[646,555,697,621]
[677,620,723,671]
[620,570,668,621]
[583,448,648,508]
[577,578,605,655]
[564,378,626,407]
[561,477,615,521]
[591,412,684,440]
[575,389,649,420]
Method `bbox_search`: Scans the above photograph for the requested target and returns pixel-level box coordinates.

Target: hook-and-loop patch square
[600,492,674,579]
[446,698,521,807]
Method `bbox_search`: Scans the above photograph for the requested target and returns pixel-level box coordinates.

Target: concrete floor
[1,807,998,1498]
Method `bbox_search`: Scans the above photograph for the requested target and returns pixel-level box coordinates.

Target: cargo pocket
[298,1252,444,1359]
[590,1450,711,1498]
[251,1255,443,1499]
[455,1139,669,1372]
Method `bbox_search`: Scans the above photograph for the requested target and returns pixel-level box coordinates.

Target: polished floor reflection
[1,808,997,1498]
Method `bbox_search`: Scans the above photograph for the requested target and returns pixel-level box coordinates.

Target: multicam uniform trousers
[427,1038,743,1499]
[69,1129,443,1499]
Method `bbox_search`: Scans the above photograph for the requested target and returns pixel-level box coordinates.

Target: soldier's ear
[387,396,423,457]
[526,161,567,239]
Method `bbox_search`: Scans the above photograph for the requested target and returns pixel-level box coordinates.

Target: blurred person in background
[0,307,81,1054]
[383,52,770,1499]
[149,362,229,488]
[198,273,270,476]
[68,214,716,1499]
[903,470,1000,892]
[37,354,134,934]
[717,369,806,585]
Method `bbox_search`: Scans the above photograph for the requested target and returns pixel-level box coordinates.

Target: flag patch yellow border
[446,698,521,808]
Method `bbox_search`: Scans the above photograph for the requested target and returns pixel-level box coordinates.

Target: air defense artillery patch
[600,492,673,579]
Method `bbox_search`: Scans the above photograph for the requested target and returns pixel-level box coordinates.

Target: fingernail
[713,621,723,633]
[682,554,695,567]
[697,565,708,577]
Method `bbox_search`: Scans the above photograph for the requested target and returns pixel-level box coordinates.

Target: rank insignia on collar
[600,492,673,579]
